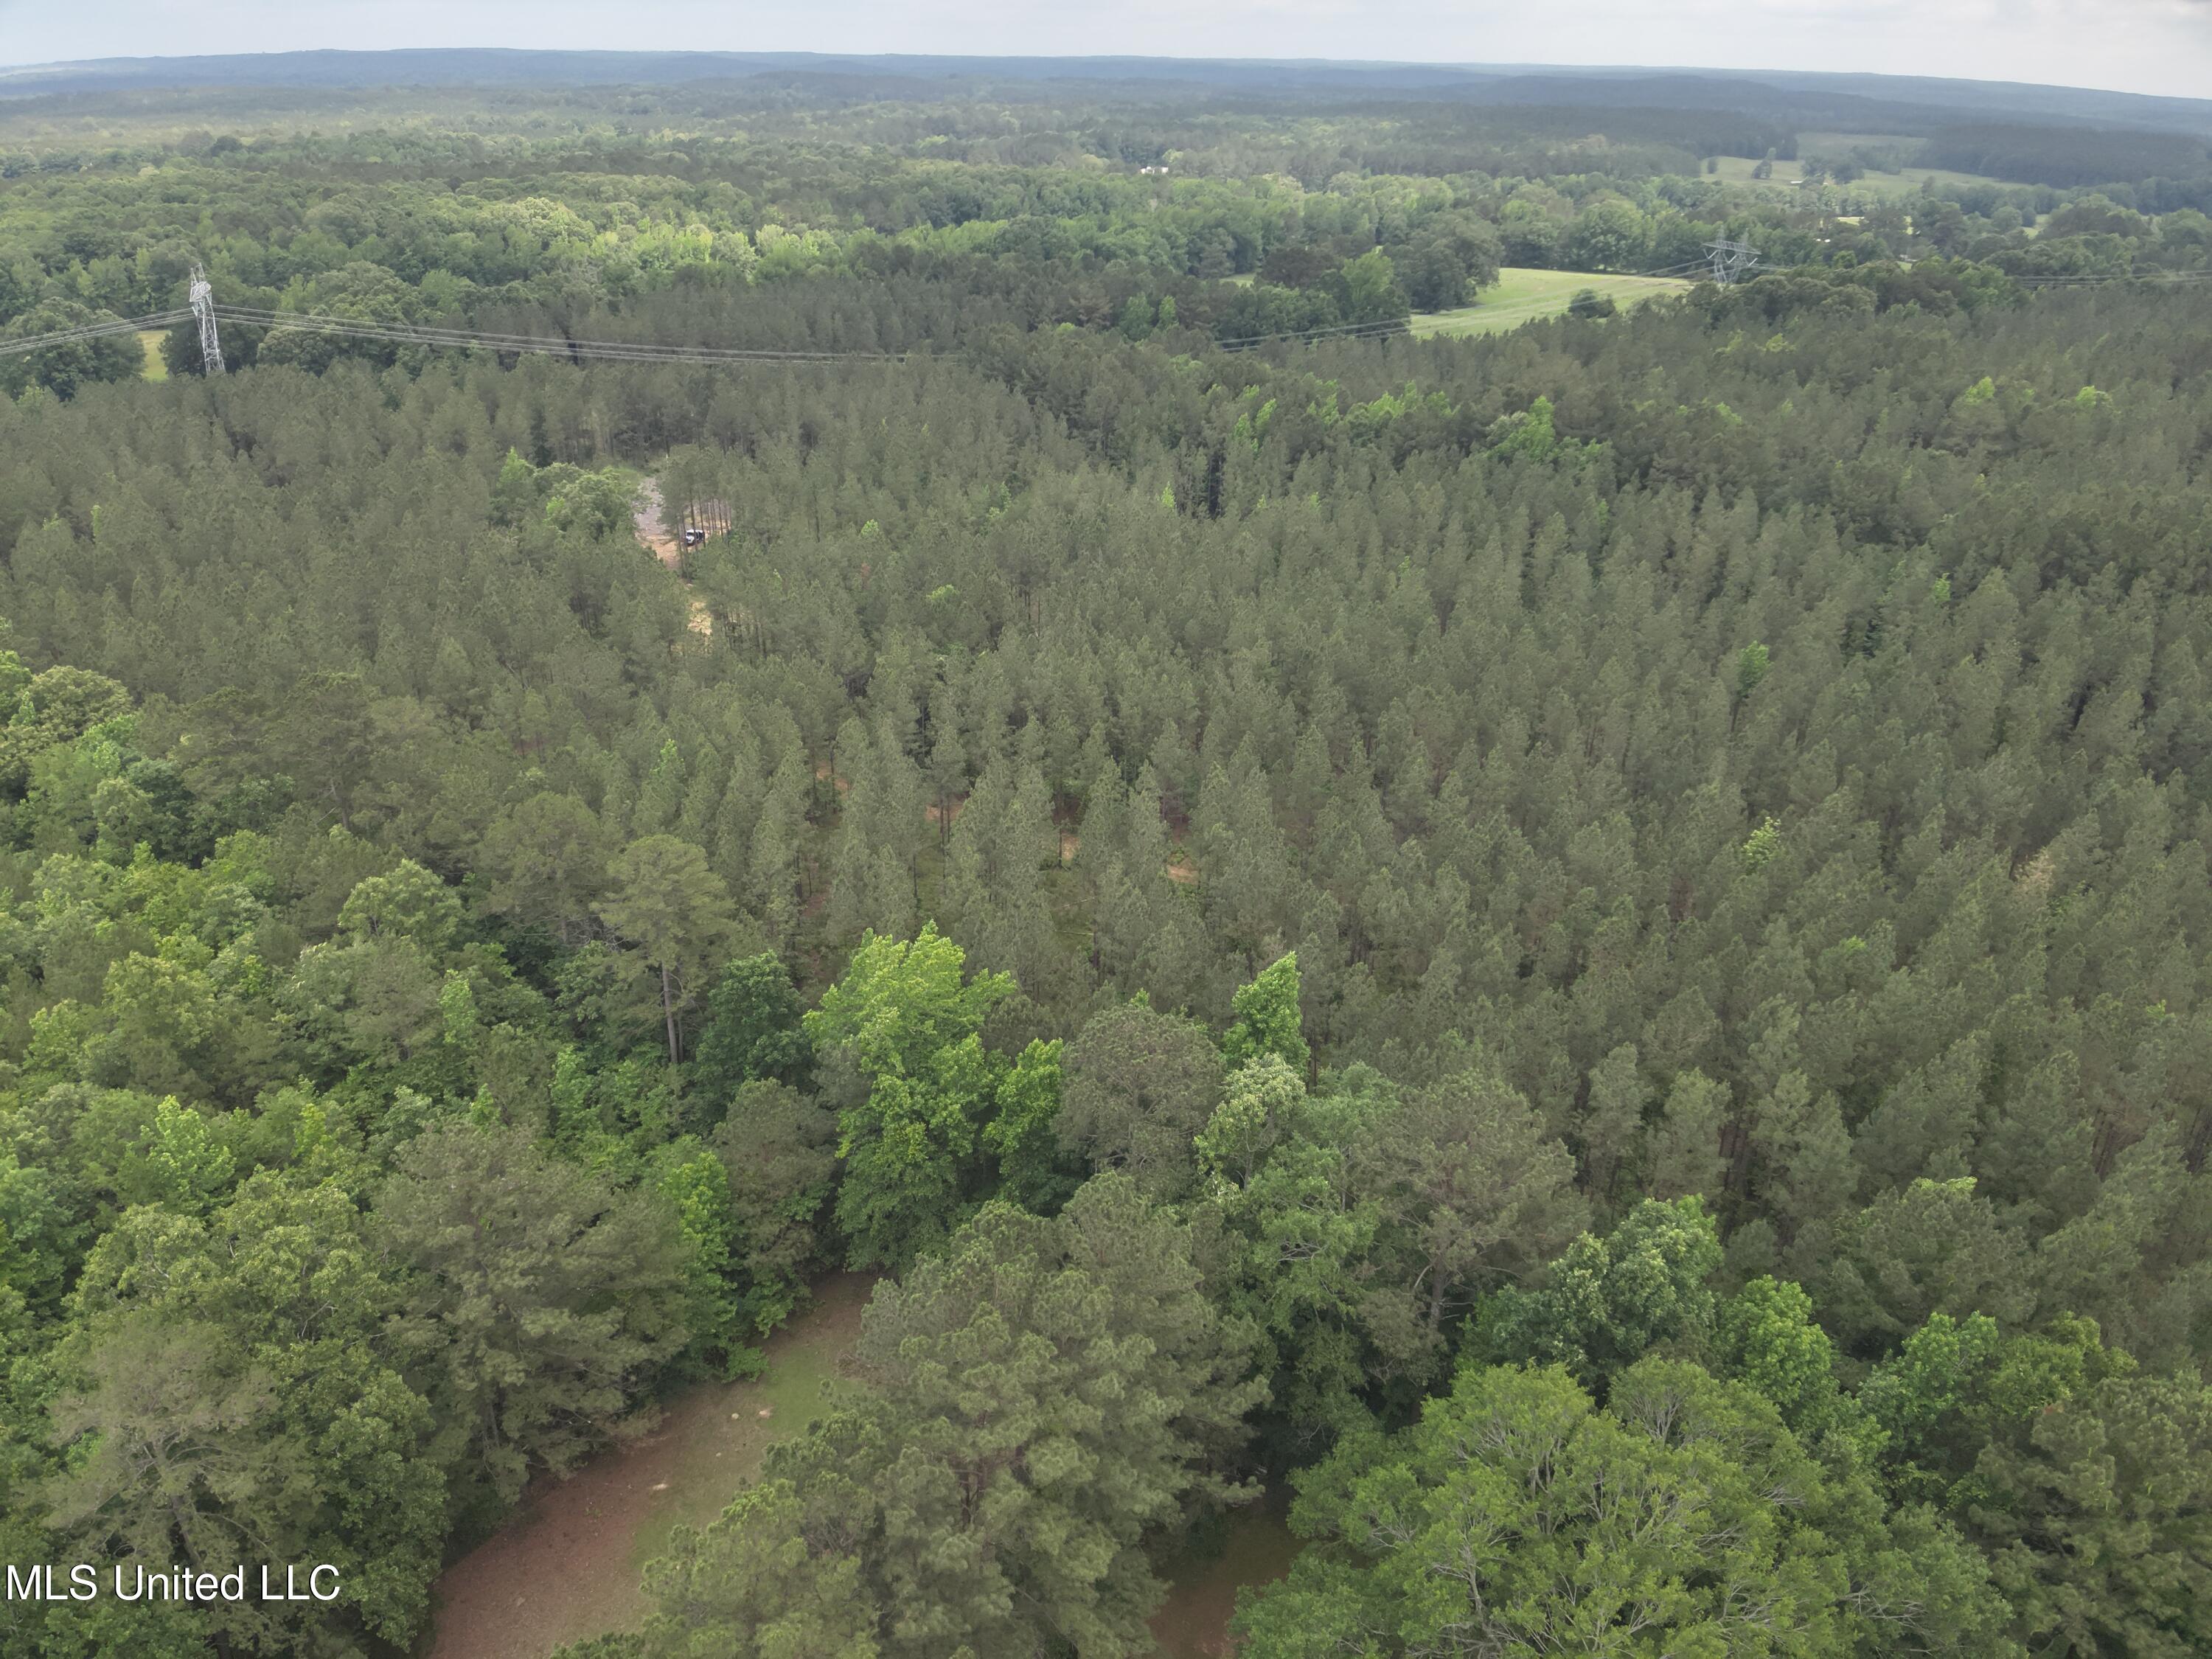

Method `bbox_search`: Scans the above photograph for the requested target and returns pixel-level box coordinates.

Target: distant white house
[1139,164,1170,176]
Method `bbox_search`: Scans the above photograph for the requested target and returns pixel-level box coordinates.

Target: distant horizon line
[4,47,2210,119]
[0,47,2197,106]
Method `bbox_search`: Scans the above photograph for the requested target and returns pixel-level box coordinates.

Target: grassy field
[136,330,167,380]
[1841,164,2011,198]
[1708,147,2007,199]
[1409,265,1693,339]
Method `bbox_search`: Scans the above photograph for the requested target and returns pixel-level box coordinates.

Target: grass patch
[137,330,168,380]
[1707,153,1810,189]
[1705,147,2006,198]
[1409,267,1691,339]
[1842,164,2011,198]
[625,1298,866,1573]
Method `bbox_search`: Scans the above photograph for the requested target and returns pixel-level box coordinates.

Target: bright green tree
[1715,1276,1874,1454]
[0,661,132,793]
[1200,1060,1385,1444]
[980,1036,1076,1213]
[690,951,812,1103]
[655,1144,749,1375]
[1222,951,1309,1075]
[803,925,1012,1268]
[1479,1195,1724,1384]
[1332,248,1410,326]
[1238,1357,2015,1658]
[1562,199,1653,271]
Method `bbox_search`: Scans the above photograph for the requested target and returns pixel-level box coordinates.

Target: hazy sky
[1,0,2210,100]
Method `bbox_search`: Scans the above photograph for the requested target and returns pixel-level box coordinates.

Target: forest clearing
[630,476,714,636]
[1149,1498,1304,1659]
[427,1275,872,1659]
[1709,147,2014,196]
[1408,265,1694,335]
[426,1266,1287,1659]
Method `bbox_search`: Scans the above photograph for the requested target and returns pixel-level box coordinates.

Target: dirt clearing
[632,476,714,636]
[1149,1492,1302,1658]
[425,1273,874,1659]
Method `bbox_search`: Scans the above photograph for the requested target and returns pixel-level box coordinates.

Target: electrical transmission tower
[1703,239,1762,286]
[188,265,225,375]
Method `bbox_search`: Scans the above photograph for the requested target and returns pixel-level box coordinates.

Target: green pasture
[1409,266,1693,338]
[1708,142,2008,198]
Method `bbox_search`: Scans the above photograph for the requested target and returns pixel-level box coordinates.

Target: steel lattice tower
[1703,239,1762,286]
[189,265,225,375]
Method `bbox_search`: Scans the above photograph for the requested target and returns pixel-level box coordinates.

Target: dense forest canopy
[1,58,2211,1659]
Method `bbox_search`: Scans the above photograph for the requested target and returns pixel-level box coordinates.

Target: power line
[0,272,1677,367]
[8,260,2199,374]
[2011,270,2212,288]
[0,248,1740,369]
[0,308,192,358]
[1216,315,1410,351]
[210,305,912,364]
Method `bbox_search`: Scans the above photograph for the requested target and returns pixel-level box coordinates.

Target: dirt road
[424,1273,873,1659]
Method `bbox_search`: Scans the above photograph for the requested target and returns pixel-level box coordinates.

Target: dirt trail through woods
[424,1273,873,1659]
[632,477,713,637]
[1150,1493,1302,1658]
[424,1264,1280,1658]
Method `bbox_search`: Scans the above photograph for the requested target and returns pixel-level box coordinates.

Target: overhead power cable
[0,308,192,358]
[1216,316,1411,351]
[209,305,911,364]
[2011,269,2212,288]
[6,259,2202,373]
[0,249,1813,368]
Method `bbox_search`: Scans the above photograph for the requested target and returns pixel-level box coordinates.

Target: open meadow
[1409,265,1694,337]
[1710,144,2011,198]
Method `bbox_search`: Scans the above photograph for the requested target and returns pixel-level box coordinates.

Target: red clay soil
[424,1273,874,1659]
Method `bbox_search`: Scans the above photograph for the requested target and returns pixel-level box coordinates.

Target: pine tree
[599,835,740,1063]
